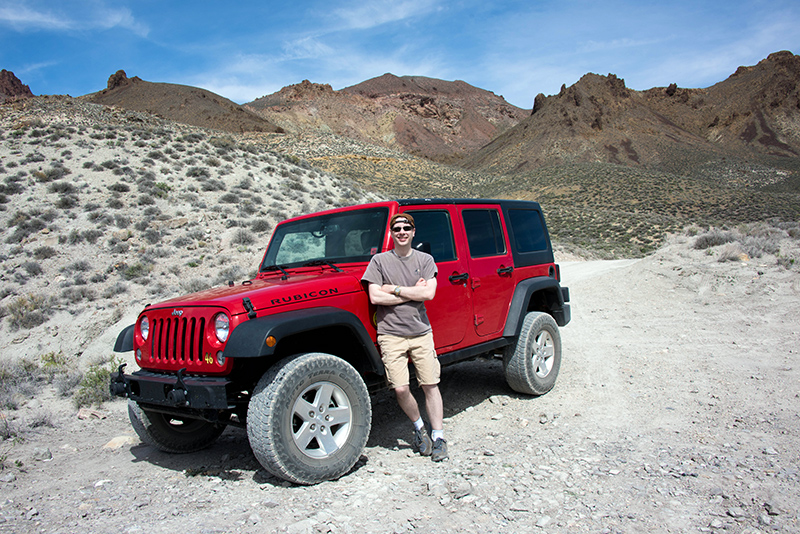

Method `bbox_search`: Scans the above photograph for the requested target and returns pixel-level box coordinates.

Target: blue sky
[1,0,798,109]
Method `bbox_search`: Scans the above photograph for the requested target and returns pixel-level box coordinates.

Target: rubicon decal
[270,287,339,306]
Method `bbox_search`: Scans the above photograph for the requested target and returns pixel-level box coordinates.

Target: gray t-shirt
[361,249,437,336]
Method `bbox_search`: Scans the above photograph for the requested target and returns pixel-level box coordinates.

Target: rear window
[508,209,547,252]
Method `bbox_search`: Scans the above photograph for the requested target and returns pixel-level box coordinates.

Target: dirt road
[2,236,799,533]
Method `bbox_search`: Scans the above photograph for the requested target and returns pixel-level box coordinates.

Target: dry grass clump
[690,221,799,267]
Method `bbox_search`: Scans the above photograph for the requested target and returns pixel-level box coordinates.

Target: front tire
[503,312,562,395]
[247,352,372,485]
[127,400,225,453]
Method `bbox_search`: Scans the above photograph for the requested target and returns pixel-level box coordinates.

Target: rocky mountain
[82,70,282,134]
[0,70,34,103]
[463,51,800,180]
[246,74,527,163]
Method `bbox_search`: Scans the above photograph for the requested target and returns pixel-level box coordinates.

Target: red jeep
[111,198,570,484]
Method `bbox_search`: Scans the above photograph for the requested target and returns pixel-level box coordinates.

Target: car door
[404,206,471,351]
[459,206,515,337]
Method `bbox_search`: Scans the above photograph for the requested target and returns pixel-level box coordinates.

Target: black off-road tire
[503,312,562,395]
[127,400,225,453]
[247,352,371,485]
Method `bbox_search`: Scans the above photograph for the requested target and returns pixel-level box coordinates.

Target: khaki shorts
[377,332,440,389]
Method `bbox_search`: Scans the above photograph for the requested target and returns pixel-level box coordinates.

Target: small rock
[727,507,747,519]
[104,436,137,450]
[32,447,52,461]
[491,413,503,420]
[0,472,16,483]
[248,513,262,524]
[537,515,552,528]
[538,413,549,424]
[763,447,779,456]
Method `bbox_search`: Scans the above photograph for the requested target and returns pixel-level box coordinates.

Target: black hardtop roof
[397,198,542,210]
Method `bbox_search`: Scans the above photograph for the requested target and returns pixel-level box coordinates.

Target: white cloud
[0,1,148,36]
[331,0,441,30]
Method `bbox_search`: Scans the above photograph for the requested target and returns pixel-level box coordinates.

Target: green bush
[73,357,122,408]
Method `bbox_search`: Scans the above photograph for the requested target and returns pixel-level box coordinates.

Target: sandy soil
[1,234,799,534]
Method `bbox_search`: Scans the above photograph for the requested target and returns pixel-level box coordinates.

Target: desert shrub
[6,294,51,330]
[199,178,226,191]
[62,286,96,302]
[33,246,56,260]
[114,214,131,228]
[180,279,211,293]
[108,182,130,193]
[219,192,238,204]
[741,235,781,258]
[73,356,121,408]
[186,166,210,178]
[55,195,79,209]
[181,133,205,144]
[214,265,246,286]
[83,229,104,244]
[231,229,255,246]
[209,136,236,151]
[251,219,272,233]
[0,357,42,410]
[694,229,736,250]
[137,194,155,206]
[142,229,162,244]
[64,260,91,273]
[172,235,192,247]
[48,181,76,195]
[22,261,43,276]
[717,243,745,262]
[107,197,124,209]
[102,282,128,298]
[122,263,151,280]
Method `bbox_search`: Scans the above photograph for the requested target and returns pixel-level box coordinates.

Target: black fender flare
[223,307,384,375]
[503,277,570,337]
[114,324,135,352]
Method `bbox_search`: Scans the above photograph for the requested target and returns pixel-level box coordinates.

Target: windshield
[261,207,388,270]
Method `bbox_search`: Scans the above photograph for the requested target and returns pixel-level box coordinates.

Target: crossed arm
[368,277,437,306]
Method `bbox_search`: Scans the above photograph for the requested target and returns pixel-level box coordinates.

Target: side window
[507,209,547,252]
[462,209,506,258]
[406,210,456,263]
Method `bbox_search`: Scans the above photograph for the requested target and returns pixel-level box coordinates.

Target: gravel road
[2,236,799,534]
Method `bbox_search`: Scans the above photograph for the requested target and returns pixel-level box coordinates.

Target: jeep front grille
[150,316,206,363]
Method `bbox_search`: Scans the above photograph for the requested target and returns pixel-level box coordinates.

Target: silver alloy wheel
[291,380,353,459]
[533,330,555,378]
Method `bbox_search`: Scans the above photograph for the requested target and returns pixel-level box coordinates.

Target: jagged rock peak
[106,70,141,90]
[0,69,34,100]
[280,80,335,100]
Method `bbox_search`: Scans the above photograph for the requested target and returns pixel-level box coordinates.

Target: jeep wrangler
[111,198,570,484]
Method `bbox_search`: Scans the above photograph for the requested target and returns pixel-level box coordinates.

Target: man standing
[362,213,448,461]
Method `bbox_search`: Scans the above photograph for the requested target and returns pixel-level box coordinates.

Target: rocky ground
[1,231,799,534]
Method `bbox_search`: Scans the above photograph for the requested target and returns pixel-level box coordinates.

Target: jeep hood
[147,269,365,316]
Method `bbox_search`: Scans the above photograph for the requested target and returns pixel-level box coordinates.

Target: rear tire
[503,312,561,395]
[247,352,371,485]
[128,400,225,453]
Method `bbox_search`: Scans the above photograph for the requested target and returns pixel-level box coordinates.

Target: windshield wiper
[302,260,343,272]
[262,264,290,280]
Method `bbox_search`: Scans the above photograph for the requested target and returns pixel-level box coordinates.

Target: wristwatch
[393,286,401,296]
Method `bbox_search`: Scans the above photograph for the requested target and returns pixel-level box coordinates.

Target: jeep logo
[171,309,184,316]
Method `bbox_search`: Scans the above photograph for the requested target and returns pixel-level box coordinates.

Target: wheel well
[271,325,373,374]
[527,287,560,315]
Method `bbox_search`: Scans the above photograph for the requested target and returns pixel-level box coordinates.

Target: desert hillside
[464,51,800,178]
[83,70,282,134]
[246,74,527,164]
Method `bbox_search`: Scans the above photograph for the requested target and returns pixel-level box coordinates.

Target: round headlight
[140,316,149,341]
[214,313,230,343]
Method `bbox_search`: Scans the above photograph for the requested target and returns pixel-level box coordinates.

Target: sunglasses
[391,225,413,232]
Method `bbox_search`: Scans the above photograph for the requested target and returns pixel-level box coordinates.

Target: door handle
[497,266,514,276]
[448,272,469,284]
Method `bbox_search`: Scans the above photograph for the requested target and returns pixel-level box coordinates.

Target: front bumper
[110,368,232,411]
